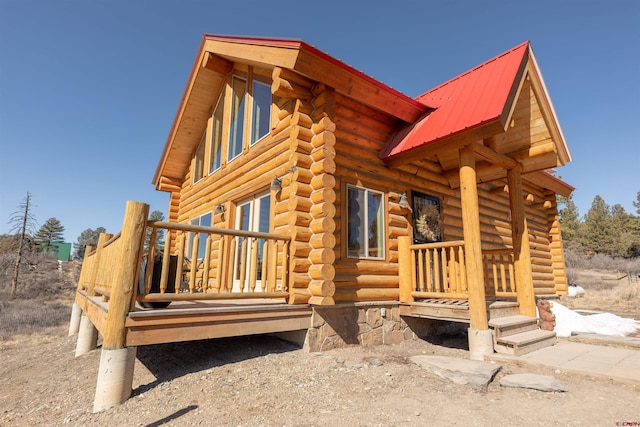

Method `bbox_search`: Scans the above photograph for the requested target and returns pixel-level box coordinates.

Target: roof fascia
[525,47,571,165]
[153,37,209,188]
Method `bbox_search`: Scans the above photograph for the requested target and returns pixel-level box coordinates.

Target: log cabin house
[71,34,573,411]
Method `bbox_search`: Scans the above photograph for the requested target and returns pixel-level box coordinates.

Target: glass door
[232,192,270,292]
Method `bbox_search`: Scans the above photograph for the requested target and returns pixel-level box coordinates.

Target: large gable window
[192,132,206,184]
[209,89,225,174]
[250,80,271,145]
[347,185,385,259]
[228,76,247,162]
[192,66,273,185]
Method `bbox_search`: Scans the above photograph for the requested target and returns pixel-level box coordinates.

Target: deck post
[68,303,82,336]
[459,145,493,360]
[507,166,536,317]
[398,236,414,303]
[93,201,149,412]
[75,315,98,356]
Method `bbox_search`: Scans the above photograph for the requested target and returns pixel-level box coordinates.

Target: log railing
[410,240,468,299]
[137,221,291,303]
[77,213,292,306]
[398,236,517,301]
[482,249,517,297]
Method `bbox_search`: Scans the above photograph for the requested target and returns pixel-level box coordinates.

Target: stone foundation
[304,302,409,352]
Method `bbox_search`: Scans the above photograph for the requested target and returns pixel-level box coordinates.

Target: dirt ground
[1,320,638,427]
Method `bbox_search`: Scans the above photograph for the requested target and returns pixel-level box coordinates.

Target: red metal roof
[380,41,530,161]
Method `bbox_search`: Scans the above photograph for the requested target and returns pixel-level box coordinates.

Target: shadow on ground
[133,335,300,395]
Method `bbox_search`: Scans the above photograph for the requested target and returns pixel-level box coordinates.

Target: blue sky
[1,0,638,244]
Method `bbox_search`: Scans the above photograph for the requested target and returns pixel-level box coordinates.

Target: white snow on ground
[550,302,640,338]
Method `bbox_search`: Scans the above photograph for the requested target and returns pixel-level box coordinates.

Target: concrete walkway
[487,341,640,385]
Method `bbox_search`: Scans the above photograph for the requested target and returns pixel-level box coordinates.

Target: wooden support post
[75,315,98,357]
[507,166,536,317]
[87,234,110,296]
[102,201,149,350]
[94,201,148,413]
[398,236,414,303]
[459,146,488,331]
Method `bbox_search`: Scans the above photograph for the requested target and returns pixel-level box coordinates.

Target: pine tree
[557,194,581,243]
[580,195,614,254]
[634,190,640,216]
[73,227,106,259]
[34,218,65,250]
[609,204,633,257]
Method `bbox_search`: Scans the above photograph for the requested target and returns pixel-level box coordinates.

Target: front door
[232,192,270,292]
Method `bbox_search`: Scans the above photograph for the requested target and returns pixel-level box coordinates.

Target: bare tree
[8,192,37,296]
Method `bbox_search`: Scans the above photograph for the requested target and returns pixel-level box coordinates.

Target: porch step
[493,329,557,356]
[489,315,539,338]
[487,301,520,319]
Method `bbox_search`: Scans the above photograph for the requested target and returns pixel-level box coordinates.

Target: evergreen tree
[73,227,106,259]
[580,195,614,254]
[34,217,65,250]
[609,204,633,257]
[145,210,165,253]
[557,194,581,243]
[634,190,640,216]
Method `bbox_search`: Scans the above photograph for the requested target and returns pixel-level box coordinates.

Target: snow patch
[550,302,640,338]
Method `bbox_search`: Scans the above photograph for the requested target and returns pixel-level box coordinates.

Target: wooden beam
[507,166,536,317]
[472,141,517,169]
[522,171,574,197]
[459,146,488,330]
[201,52,233,75]
[398,236,414,303]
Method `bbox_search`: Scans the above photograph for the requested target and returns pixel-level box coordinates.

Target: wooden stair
[488,302,556,356]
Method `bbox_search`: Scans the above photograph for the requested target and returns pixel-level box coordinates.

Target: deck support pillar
[93,347,137,413]
[459,145,493,359]
[92,201,149,411]
[468,328,494,361]
[75,315,98,357]
[68,302,82,336]
[507,166,536,317]
[398,236,414,303]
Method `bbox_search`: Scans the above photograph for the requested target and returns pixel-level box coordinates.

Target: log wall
[168,61,568,304]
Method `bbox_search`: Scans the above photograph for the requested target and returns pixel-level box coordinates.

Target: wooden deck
[399,298,519,323]
[75,291,313,347]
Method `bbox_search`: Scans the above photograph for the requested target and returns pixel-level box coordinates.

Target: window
[227,76,247,162]
[187,212,212,260]
[233,192,271,291]
[209,90,225,173]
[192,132,206,183]
[412,192,441,243]
[194,67,273,182]
[250,80,271,145]
[347,185,384,259]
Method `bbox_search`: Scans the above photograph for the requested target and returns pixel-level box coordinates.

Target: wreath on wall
[415,204,442,242]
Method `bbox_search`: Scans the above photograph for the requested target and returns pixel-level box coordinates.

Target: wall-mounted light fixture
[271,177,282,192]
[271,166,297,193]
[215,204,225,214]
[399,192,410,209]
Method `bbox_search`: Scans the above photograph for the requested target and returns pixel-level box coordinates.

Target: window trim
[346,184,386,260]
[192,132,206,185]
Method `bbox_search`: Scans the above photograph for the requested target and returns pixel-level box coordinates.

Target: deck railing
[482,249,517,297]
[410,240,468,299]
[77,214,292,306]
[401,239,517,301]
[138,221,291,303]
